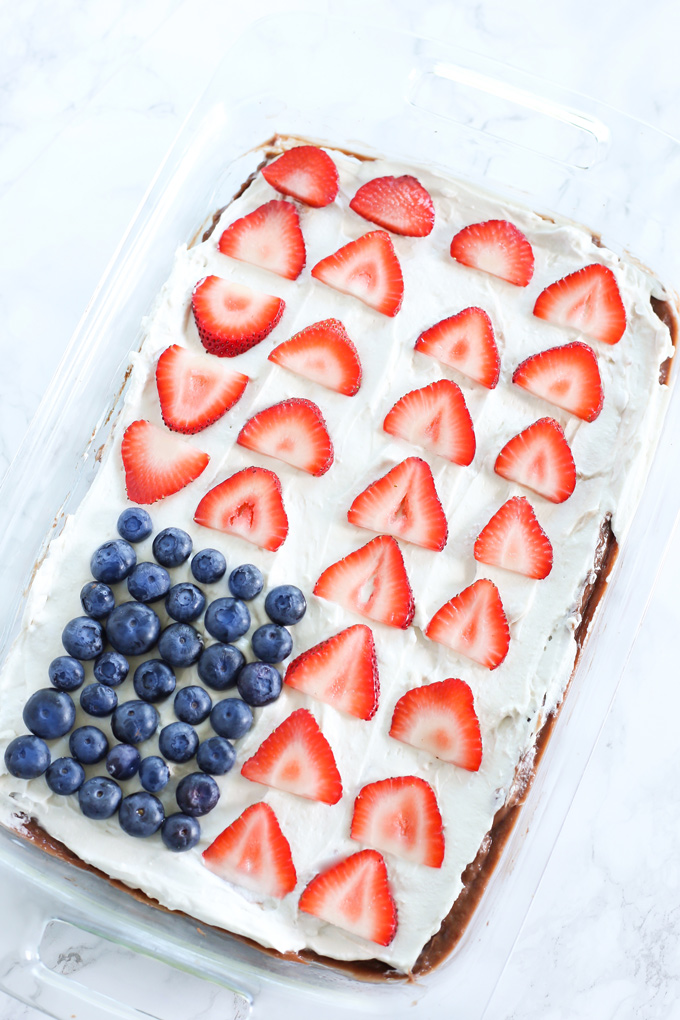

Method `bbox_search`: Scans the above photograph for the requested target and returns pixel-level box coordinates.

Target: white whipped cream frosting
[0,147,674,973]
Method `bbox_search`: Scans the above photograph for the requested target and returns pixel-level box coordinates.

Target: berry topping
[495,417,576,504]
[138,756,170,793]
[80,682,118,717]
[512,341,604,422]
[218,200,306,280]
[237,398,334,477]
[268,319,362,397]
[236,662,282,707]
[80,581,115,620]
[111,701,159,745]
[48,656,85,692]
[196,735,236,775]
[389,678,483,771]
[197,643,245,691]
[415,306,500,389]
[251,624,292,664]
[204,597,250,642]
[162,813,201,853]
[159,722,199,764]
[350,174,435,236]
[61,617,105,661]
[195,468,289,552]
[311,230,404,317]
[153,527,193,567]
[23,689,76,740]
[69,725,109,765]
[191,548,227,585]
[174,685,212,725]
[46,757,85,794]
[165,582,206,623]
[475,496,553,579]
[450,219,534,287]
[425,578,510,670]
[78,776,121,820]
[106,602,161,657]
[105,744,141,781]
[264,584,307,626]
[158,623,204,668]
[117,506,153,543]
[4,735,50,780]
[119,792,165,837]
[228,563,264,600]
[133,660,176,703]
[383,379,476,467]
[191,276,284,358]
[261,145,339,207]
[93,651,129,687]
[121,420,209,505]
[284,624,379,721]
[203,801,297,898]
[156,345,249,435]
[90,539,137,583]
[533,264,626,345]
[127,562,171,603]
[351,776,445,867]
[176,772,220,817]
[210,698,253,739]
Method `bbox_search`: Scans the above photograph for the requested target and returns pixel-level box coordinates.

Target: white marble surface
[1,1,680,1017]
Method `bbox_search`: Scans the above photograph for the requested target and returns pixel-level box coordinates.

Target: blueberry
[264,585,306,625]
[210,698,253,740]
[4,735,50,779]
[79,682,117,718]
[80,581,115,620]
[197,643,244,691]
[45,756,85,794]
[191,548,226,585]
[106,744,141,781]
[118,792,164,837]
[78,776,122,819]
[228,563,264,601]
[158,722,198,763]
[138,756,170,793]
[165,583,206,623]
[175,773,220,817]
[174,685,212,725]
[251,623,292,664]
[69,725,109,764]
[236,662,282,707]
[90,540,136,583]
[158,624,203,668]
[152,528,192,568]
[62,616,105,660]
[196,736,235,776]
[106,602,160,656]
[23,689,76,739]
[48,656,85,692]
[111,701,159,745]
[93,651,129,687]
[133,660,176,702]
[204,598,250,643]
[161,813,201,852]
[127,562,171,603]
[117,507,153,543]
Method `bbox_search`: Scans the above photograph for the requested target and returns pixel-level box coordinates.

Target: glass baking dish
[1,12,679,1020]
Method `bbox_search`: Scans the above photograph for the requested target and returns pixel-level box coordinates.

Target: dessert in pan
[0,138,676,978]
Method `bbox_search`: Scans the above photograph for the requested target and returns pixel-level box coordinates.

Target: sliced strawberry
[347,457,448,552]
[284,624,379,720]
[217,200,305,281]
[311,231,404,317]
[268,319,362,396]
[350,776,445,868]
[474,496,553,579]
[349,175,435,237]
[450,219,534,287]
[194,467,288,551]
[261,145,339,208]
[298,849,397,946]
[202,802,296,899]
[241,708,342,805]
[121,420,209,505]
[415,307,500,389]
[155,345,248,434]
[191,276,284,357]
[512,341,603,422]
[495,418,576,503]
[314,535,415,630]
[533,264,626,345]
[425,579,510,669]
[389,678,482,772]
[383,379,475,466]
[237,398,333,476]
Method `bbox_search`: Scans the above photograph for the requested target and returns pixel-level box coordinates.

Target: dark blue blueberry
[165,583,206,623]
[118,792,164,837]
[204,598,250,643]
[161,813,201,852]
[127,562,171,603]
[228,563,264,601]
[106,744,141,781]
[93,651,129,687]
[152,528,192,568]
[251,623,293,664]
[111,701,159,745]
[105,602,160,656]
[196,736,235,776]
[117,507,153,543]
[4,735,50,779]
[210,698,253,740]
[175,772,220,817]
[90,540,136,583]
[174,685,212,725]
[158,722,199,763]
[62,616,105,660]
[236,662,282,707]
[45,756,85,794]
[69,725,109,764]
[158,624,203,668]
[78,776,121,819]
[48,656,85,692]
[138,756,170,793]
[191,548,226,585]
[133,660,176,702]
[197,643,244,691]
[80,682,118,717]
[264,585,306,625]
[80,581,115,620]
[23,689,76,739]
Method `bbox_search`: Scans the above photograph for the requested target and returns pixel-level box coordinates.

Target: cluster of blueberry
[4,507,306,852]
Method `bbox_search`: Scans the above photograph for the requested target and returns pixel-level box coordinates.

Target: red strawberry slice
[284,624,379,720]
[311,231,404,317]
[347,457,448,552]
[415,307,500,389]
[389,678,483,772]
[425,578,510,670]
[533,264,626,345]
[217,200,306,281]
[349,175,435,237]
[191,276,284,357]
[202,802,296,899]
[155,345,248,434]
[261,145,339,208]
[314,535,415,630]
[194,467,288,551]
[121,420,209,505]
[298,849,397,946]
[268,319,362,396]
[383,379,476,466]
[495,418,576,504]
[237,398,333,477]
[350,776,445,868]
[474,496,553,579]
[450,219,534,287]
[241,708,342,805]
[512,341,603,422]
